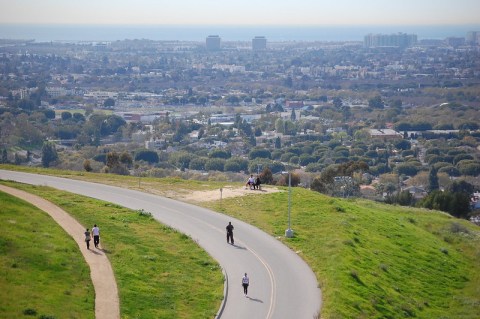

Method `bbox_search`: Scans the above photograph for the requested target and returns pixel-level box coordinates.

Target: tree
[458,163,480,176]
[418,190,471,219]
[394,139,411,151]
[284,76,293,88]
[368,95,384,109]
[224,157,248,172]
[41,141,58,167]
[275,118,285,134]
[275,137,281,149]
[333,97,342,108]
[73,112,86,122]
[310,176,327,194]
[428,167,439,192]
[205,158,225,171]
[134,150,160,164]
[104,98,115,108]
[395,163,420,176]
[44,109,56,119]
[83,159,93,172]
[106,151,120,169]
[284,121,297,136]
[446,180,474,194]
[1,148,7,163]
[209,149,231,159]
[290,109,296,121]
[189,157,207,171]
[259,167,273,185]
[61,111,72,121]
[248,148,271,160]
[119,151,133,166]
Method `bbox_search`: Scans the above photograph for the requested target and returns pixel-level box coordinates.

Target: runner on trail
[242,273,250,297]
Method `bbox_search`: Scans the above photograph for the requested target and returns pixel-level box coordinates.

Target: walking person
[242,273,250,297]
[84,228,91,250]
[92,224,100,248]
[226,222,234,245]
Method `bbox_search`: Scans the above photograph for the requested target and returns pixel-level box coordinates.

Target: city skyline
[0,0,479,26]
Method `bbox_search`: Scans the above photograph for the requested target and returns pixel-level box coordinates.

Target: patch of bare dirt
[180,185,282,203]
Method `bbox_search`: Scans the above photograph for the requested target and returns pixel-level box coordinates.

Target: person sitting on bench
[246,175,255,189]
[254,176,261,190]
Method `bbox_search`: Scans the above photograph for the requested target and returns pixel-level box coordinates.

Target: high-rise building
[206,35,221,51]
[466,31,480,45]
[364,33,417,48]
[252,36,267,50]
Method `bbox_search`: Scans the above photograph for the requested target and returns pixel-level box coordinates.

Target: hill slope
[202,188,480,318]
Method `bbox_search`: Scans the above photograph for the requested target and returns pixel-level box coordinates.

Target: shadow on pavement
[247,297,263,303]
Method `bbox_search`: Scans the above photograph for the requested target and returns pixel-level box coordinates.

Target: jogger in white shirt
[242,273,249,296]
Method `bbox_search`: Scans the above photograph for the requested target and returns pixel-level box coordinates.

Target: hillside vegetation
[1,166,479,318]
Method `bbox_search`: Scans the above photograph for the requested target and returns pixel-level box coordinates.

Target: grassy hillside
[202,189,480,318]
[0,181,224,319]
[0,192,94,319]
[1,166,479,318]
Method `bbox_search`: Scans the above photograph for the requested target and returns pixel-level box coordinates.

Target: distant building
[364,33,417,48]
[445,37,465,48]
[206,35,221,51]
[46,87,73,98]
[419,39,444,47]
[285,100,304,108]
[252,36,267,50]
[466,31,480,45]
[369,129,403,140]
[403,186,427,200]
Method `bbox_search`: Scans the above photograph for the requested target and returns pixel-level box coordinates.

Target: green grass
[203,189,480,319]
[0,192,94,319]
[2,165,479,318]
[0,181,224,319]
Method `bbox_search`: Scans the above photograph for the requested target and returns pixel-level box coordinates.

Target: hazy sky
[1,0,479,25]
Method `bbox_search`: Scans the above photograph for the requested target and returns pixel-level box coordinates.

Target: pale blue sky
[1,0,479,25]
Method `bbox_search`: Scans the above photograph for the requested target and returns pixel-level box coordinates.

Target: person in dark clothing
[84,228,91,249]
[254,176,261,190]
[226,221,234,245]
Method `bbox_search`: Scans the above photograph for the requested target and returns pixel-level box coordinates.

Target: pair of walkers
[226,221,251,297]
[84,224,100,249]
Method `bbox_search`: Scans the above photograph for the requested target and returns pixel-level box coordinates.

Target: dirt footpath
[180,185,282,203]
[0,185,120,319]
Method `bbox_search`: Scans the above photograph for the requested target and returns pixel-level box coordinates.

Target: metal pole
[285,172,294,238]
[288,172,291,229]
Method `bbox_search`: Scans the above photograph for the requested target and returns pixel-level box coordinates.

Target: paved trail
[0,185,120,319]
[1,170,322,319]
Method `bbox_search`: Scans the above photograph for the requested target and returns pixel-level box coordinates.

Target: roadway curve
[0,170,321,319]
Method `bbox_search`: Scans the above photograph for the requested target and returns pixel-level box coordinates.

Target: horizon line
[2,23,480,27]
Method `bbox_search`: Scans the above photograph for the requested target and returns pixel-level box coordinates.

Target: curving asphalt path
[0,170,321,319]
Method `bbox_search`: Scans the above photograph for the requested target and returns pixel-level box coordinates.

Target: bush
[23,308,37,316]
[134,150,160,164]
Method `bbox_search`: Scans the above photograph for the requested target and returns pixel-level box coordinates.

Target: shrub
[23,308,37,316]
